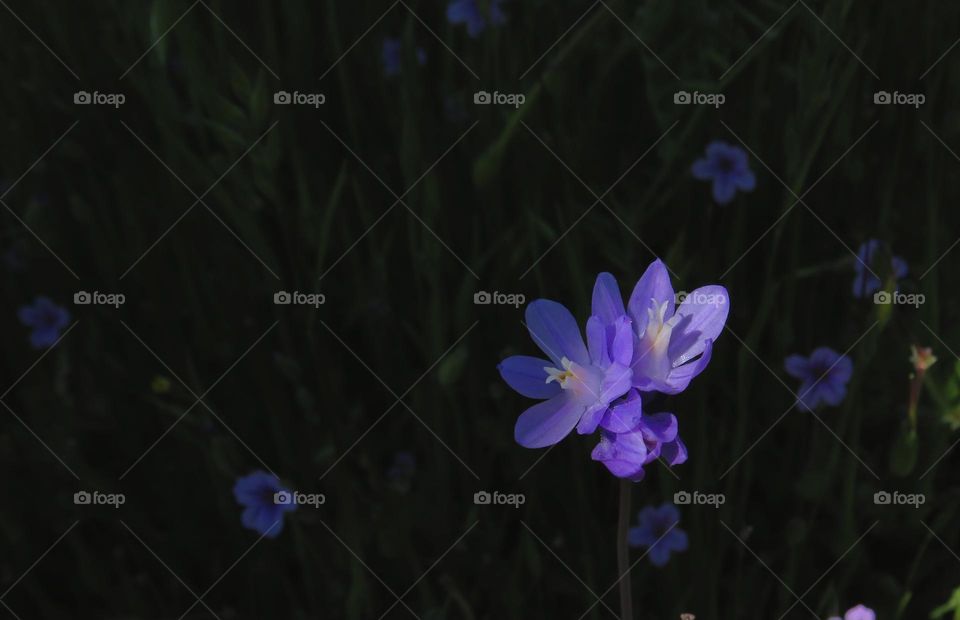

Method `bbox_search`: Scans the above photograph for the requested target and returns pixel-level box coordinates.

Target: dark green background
[2,1,960,617]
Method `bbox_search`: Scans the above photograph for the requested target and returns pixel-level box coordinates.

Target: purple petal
[498,355,560,399]
[591,429,648,481]
[734,168,756,191]
[639,412,678,443]
[691,157,714,180]
[610,316,633,366]
[525,300,589,366]
[514,393,585,448]
[591,272,625,325]
[661,436,687,466]
[660,339,714,394]
[784,354,810,380]
[712,177,737,204]
[600,390,643,433]
[586,316,608,366]
[628,260,675,332]
[668,285,729,366]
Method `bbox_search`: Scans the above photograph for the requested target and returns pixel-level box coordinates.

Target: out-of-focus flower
[447,0,507,37]
[18,296,70,348]
[627,502,688,566]
[827,604,875,620]
[233,470,296,538]
[784,347,853,411]
[908,345,937,429]
[382,37,426,76]
[852,239,908,298]
[910,345,937,372]
[691,141,756,204]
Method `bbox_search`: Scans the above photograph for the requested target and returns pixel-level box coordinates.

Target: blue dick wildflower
[233,470,296,538]
[784,347,853,411]
[18,296,70,349]
[498,299,633,448]
[828,605,875,620]
[628,502,688,567]
[447,0,507,38]
[852,239,908,298]
[382,37,426,77]
[691,140,756,204]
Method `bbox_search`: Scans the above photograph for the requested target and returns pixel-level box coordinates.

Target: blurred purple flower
[498,299,633,448]
[18,296,70,348]
[591,262,729,395]
[382,37,426,77]
[828,604,875,620]
[852,238,908,298]
[447,0,507,37]
[692,141,756,204]
[233,470,295,538]
[784,347,853,411]
[628,502,688,566]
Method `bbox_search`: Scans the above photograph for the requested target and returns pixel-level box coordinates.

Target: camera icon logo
[674,90,691,104]
[873,491,891,505]
[74,491,91,505]
[273,491,293,505]
[675,291,688,304]
[673,491,691,505]
[74,291,92,305]
[873,291,892,305]
[74,91,91,104]
[274,291,292,305]
[473,491,491,505]
[474,291,491,305]
[274,91,292,104]
[874,91,891,104]
[474,91,491,105]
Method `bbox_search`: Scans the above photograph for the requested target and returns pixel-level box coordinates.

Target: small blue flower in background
[447,0,507,38]
[233,470,296,538]
[628,502,688,566]
[828,604,875,620]
[852,238,908,298]
[784,347,853,411]
[691,141,756,204]
[387,450,416,492]
[382,37,426,77]
[18,296,70,348]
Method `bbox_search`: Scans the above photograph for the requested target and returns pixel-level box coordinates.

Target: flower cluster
[827,604,875,620]
[499,259,729,481]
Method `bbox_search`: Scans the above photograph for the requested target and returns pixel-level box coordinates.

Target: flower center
[545,357,578,389]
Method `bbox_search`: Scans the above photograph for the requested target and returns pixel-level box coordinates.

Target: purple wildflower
[498,299,633,448]
[18,296,70,348]
[784,347,853,411]
[382,37,426,77]
[447,0,507,38]
[233,470,296,538]
[691,141,756,204]
[591,262,729,395]
[852,239,908,298]
[828,604,875,620]
[627,502,688,566]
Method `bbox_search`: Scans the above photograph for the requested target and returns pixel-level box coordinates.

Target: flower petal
[639,412,678,443]
[498,355,560,399]
[600,389,643,433]
[591,272,625,325]
[628,260,675,332]
[658,339,714,394]
[661,436,687,466]
[525,300,589,366]
[668,286,729,366]
[514,394,585,448]
[784,354,810,380]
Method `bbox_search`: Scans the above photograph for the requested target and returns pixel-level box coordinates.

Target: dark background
[2,1,960,618]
